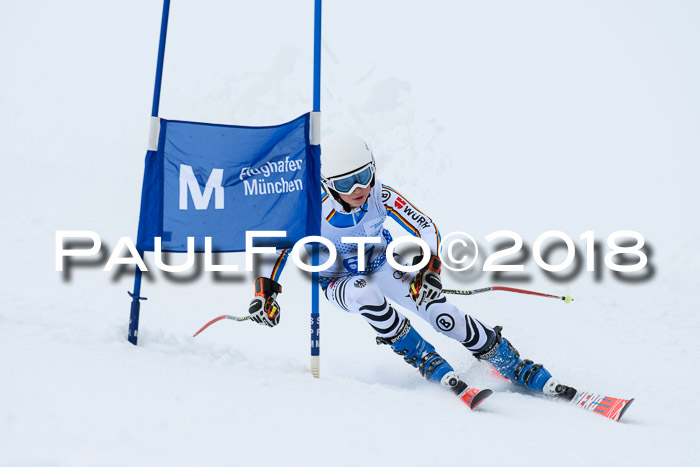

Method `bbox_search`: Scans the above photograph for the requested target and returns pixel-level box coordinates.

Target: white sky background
[3,0,698,240]
[1,1,699,466]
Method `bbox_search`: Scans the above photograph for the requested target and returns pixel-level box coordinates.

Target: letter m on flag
[179,164,224,210]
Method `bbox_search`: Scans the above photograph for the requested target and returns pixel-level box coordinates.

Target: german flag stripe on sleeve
[382,184,441,250]
[386,206,421,237]
[270,248,291,282]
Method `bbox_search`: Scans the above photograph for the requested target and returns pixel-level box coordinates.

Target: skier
[247,132,576,408]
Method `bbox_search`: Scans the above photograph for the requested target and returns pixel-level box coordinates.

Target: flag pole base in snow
[127,291,147,345]
[310,356,320,378]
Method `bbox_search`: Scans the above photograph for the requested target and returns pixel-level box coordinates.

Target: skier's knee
[345,277,384,309]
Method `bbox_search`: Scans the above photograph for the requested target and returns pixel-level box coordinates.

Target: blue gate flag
[136,113,321,252]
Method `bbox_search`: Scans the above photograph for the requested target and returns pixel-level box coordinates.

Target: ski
[459,387,493,410]
[567,390,634,422]
[544,379,634,422]
[445,373,492,410]
[533,384,634,422]
[484,366,633,420]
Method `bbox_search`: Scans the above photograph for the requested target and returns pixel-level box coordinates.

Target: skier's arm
[259,248,291,283]
[381,184,441,255]
[381,184,444,307]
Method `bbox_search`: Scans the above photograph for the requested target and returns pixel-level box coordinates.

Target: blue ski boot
[378,319,493,409]
[376,318,454,384]
[474,326,566,395]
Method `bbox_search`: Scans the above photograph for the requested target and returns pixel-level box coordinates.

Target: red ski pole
[192,314,251,337]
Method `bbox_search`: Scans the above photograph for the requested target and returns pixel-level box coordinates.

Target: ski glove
[409,255,443,307]
[248,277,282,327]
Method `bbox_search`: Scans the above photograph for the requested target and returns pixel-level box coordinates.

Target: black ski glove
[409,255,443,307]
[248,277,282,327]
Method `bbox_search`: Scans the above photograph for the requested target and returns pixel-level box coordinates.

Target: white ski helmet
[321,132,376,197]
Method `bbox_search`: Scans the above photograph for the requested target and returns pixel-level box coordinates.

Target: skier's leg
[374,264,497,348]
[377,265,573,397]
[323,276,464,392]
[323,276,403,338]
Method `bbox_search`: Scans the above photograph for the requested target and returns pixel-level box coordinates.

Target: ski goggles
[325,163,375,194]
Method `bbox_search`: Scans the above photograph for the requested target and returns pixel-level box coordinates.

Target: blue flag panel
[136,113,321,252]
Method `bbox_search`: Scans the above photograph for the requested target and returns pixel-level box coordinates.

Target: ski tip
[460,387,493,410]
[470,388,493,410]
[459,387,483,408]
[617,398,635,422]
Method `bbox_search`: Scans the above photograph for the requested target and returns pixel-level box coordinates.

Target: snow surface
[2,1,699,466]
